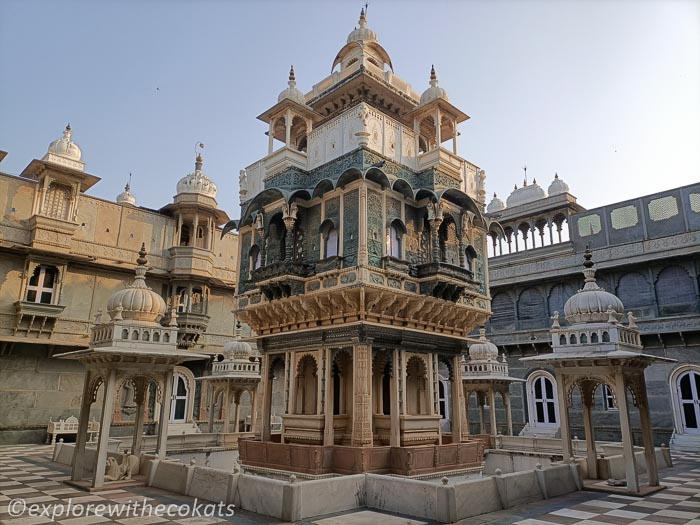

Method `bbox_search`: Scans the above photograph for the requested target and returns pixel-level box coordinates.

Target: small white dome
[547,173,570,196]
[47,124,82,161]
[277,66,306,105]
[223,340,253,359]
[106,244,166,323]
[176,153,217,199]
[487,193,505,213]
[116,181,136,206]
[564,250,624,324]
[468,329,499,362]
[506,179,547,208]
[347,8,378,44]
[420,65,449,105]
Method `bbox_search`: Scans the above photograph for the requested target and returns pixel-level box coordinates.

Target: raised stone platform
[238,438,485,476]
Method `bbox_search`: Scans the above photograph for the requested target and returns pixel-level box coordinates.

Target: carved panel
[367,190,383,268]
[343,190,358,267]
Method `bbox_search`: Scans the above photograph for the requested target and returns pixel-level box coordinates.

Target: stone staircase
[518,424,560,439]
[670,432,700,453]
[167,421,202,435]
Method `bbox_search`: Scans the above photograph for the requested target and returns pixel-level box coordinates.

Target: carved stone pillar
[93,369,117,489]
[555,370,573,463]
[451,355,464,443]
[636,375,659,486]
[284,218,295,261]
[580,381,598,479]
[71,369,93,482]
[351,341,373,447]
[324,348,334,446]
[131,377,148,456]
[430,218,442,263]
[615,371,640,492]
[157,369,174,459]
[261,355,272,442]
[390,349,400,447]
[358,186,369,265]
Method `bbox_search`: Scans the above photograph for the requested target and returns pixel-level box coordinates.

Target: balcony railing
[252,261,316,282]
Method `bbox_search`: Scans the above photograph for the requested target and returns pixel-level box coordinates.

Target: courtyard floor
[2,445,700,525]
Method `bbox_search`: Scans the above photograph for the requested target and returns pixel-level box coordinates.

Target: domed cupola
[547,172,570,196]
[505,178,547,208]
[46,124,82,162]
[487,193,506,213]
[223,339,253,360]
[468,329,500,362]
[116,178,136,206]
[347,7,378,44]
[420,65,449,105]
[176,152,217,199]
[106,243,166,323]
[564,249,624,324]
[277,66,306,105]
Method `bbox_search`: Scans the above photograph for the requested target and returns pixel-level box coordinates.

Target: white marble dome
[347,8,378,44]
[47,124,82,161]
[223,340,253,359]
[469,329,499,361]
[116,181,136,206]
[564,250,624,324]
[487,193,506,213]
[506,180,547,208]
[176,154,217,199]
[420,65,449,105]
[277,66,306,105]
[548,173,570,196]
[106,244,166,323]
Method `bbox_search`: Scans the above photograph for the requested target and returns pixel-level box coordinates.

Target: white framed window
[602,385,617,411]
[26,265,58,305]
[527,371,558,428]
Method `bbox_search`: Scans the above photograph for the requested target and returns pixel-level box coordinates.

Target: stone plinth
[238,438,484,476]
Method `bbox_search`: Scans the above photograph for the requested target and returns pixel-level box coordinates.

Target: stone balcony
[416,262,475,301]
[173,311,210,349]
[28,215,78,254]
[263,146,308,178]
[14,300,66,337]
[252,261,316,300]
[417,147,464,181]
[168,246,214,277]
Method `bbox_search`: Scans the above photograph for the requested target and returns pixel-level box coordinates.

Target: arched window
[249,245,262,276]
[132,330,139,341]
[153,332,160,342]
[121,329,129,339]
[580,333,588,344]
[388,219,406,259]
[142,331,150,342]
[602,331,610,342]
[465,245,478,273]
[406,357,429,415]
[179,224,191,246]
[25,265,59,305]
[295,356,318,415]
[559,334,566,345]
[320,220,338,258]
[527,371,558,428]
[389,224,401,258]
[518,288,547,330]
[591,332,599,343]
[569,334,577,344]
[656,266,696,315]
[671,366,700,436]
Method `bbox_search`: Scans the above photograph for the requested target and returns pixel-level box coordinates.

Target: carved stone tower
[235,10,491,475]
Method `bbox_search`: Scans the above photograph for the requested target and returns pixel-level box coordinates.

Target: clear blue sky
[1,0,698,218]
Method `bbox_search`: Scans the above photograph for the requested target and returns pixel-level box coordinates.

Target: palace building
[483,177,700,452]
[0,128,239,444]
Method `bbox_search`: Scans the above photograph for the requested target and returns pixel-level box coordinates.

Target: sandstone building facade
[0,130,239,443]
